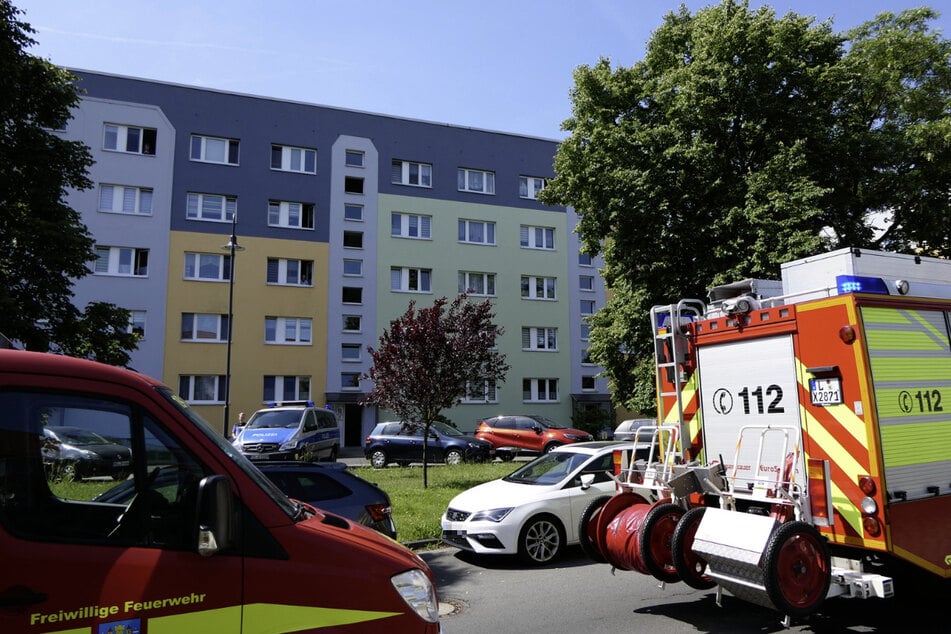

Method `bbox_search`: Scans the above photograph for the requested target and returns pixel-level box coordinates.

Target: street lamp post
[221,213,244,437]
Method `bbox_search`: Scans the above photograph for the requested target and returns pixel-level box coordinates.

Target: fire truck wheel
[518,514,564,565]
[671,507,715,590]
[577,496,611,563]
[639,503,685,584]
[762,521,831,617]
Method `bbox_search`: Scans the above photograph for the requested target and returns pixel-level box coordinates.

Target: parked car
[42,426,133,481]
[232,403,340,462]
[94,461,397,538]
[613,418,655,441]
[365,421,494,468]
[441,441,631,564]
[474,415,593,459]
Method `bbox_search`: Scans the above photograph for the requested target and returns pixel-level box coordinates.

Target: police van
[233,403,341,463]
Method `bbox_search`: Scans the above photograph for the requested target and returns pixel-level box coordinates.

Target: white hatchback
[441,441,634,565]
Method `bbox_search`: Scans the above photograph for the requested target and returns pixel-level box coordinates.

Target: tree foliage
[0,0,138,364]
[540,1,951,413]
[363,294,509,487]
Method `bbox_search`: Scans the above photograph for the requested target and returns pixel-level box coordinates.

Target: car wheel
[445,449,463,465]
[543,442,561,453]
[327,445,338,462]
[518,514,564,565]
[498,451,514,462]
[61,461,82,482]
[369,449,388,469]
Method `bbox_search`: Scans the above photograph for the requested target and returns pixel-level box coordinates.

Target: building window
[458,219,495,245]
[127,310,146,338]
[186,192,236,223]
[463,380,498,404]
[267,258,313,286]
[181,313,229,342]
[581,375,596,391]
[343,231,363,249]
[458,168,495,194]
[94,246,149,277]
[459,271,496,296]
[179,375,226,403]
[523,378,558,402]
[343,315,362,332]
[391,212,431,239]
[579,253,593,266]
[392,160,432,187]
[268,200,315,230]
[271,144,316,174]
[263,375,311,402]
[190,134,239,165]
[342,343,361,362]
[519,176,546,199]
[580,300,596,315]
[391,267,431,293]
[265,317,312,345]
[579,275,594,291]
[99,184,153,215]
[342,287,363,304]
[344,176,364,194]
[345,150,364,167]
[341,372,361,390]
[343,259,363,276]
[580,323,591,340]
[520,225,555,250]
[582,348,595,365]
[103,123,156,155]
[344,203,364,221]
[521,275,556,300]
[522,327,558,351]
[183,252,230,281]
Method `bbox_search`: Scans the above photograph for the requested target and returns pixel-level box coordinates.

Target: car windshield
[431,421,464,436]
[247,410,301,429]
[532,415,566,429]
[49,428,110,446]
[503,451,590,485]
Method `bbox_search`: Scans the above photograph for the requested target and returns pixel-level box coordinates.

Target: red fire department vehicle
[582,248,951,622]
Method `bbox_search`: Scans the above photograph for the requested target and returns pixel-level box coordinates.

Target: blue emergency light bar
[836,275,890,295]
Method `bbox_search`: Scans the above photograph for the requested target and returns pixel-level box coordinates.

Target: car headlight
[470,507,514,522]
[391,569,439,623]
[467,442,483,449]
[279,440,298,451]
[565,434,586,440]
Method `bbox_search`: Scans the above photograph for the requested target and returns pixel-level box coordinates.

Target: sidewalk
[338,446,368,467]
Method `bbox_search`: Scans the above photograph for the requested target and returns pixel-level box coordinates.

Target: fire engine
[582,248,951,623]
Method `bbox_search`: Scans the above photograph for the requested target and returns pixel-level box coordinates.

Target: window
[344,176,364,194]
[580,300,596,315]
[458,168,495,194]
[94,246,149,277]
[391,267,431,293]
[180,375,227,403]
[582,375,596,391]
[342,343,361,362]
[391,212,431,239]
[344,203,364,221]
[343,315,362,332]
[103,123,156,155]
[341,372,361,390]
[268,200,315,230]
[463,380,498,404]
[522,327,558,351]
[459,271,496,296]
[519,176,546,199]
[342,287,363,304]
[579,253,593,266]
[523,378,558,402]
[521,275,556,300]
[520,225,555,250]
[580,275,594,291]
[582,349,595,365]
[190,134,239,165]
[127,310,146,338]
[267,258,313,286]
[343,259,363,276]
[184,252,230,281]
[271,144,316,173]
[343,231,363,249]
[99,184,153,215]
[181,313,229,342]
[265,317,313,345]
[580,323,591,340]
[186,192,236,223]
[392,160,432,187]
[458,219,495,245]
[345,150,364,167]
[264,375,311,402]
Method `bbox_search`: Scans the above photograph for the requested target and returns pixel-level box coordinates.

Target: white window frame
[521,275,556,300]
[344,203,364,222]
[579,253,593,266]
[181,313,229,342]
[520,225,555,250]
[392,160,432,187]
[391,267,431,293]
[103,123,156,155]
[341,343,362,362]
[459,271,496,297]
[99,184,153,215]
[341,372,361,391]
[522,327,558,351]
[179,375,226,404]
[343,259,363,276]
[191,134,239,165]
[266,258,314,287]
[345,150,365,167]
[342,287,363,305]
[458,219,496,245]
[582,348,596,365]
[519,175,547,199]
[581,375,597,391]
[127,310,146,338]
[186,192,236,223]
[391,212,432,239]
[184,252,230,282]
[342,315,362,332]
[268,200,315,230]
[458,168,495,194]
[523,378,559,403]
[580,323,591,341]
[343,231,364,249]
[580,300,596,315]
[265,317,313,345]
[94,246,149,277]
[462,380,498,404]
[579,275,595,291]
[263,375,312,402]
[271,144,316,174]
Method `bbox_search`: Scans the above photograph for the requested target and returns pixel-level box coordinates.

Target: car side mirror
[533,425,543,434]
[195,475,233,556]
[579,473,596,490]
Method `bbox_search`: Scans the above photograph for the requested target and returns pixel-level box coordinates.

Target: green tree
[363,294,509,487]
[0,0,139,364]
[541,1,951,414]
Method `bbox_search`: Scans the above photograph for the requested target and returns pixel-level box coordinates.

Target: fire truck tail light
[613,450,623,476]
[858,475,877,496]
[839,325,857,344]
[863,516,882,537]
[807,459,830,521]
[860,497,877,515]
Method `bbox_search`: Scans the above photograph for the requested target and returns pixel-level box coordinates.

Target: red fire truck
[582,248,951,622]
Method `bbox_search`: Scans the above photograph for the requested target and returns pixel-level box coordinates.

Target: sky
[14,0,951,140]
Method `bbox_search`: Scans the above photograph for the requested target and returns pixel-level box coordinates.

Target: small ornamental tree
[363,294,509,487]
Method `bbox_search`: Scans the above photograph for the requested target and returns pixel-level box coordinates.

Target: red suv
[474,415,593,459]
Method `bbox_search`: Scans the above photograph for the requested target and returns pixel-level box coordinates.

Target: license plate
[114,460,130,467]
[810,377,842,406]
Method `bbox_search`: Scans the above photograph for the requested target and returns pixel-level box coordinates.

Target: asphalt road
[420,545,949,633]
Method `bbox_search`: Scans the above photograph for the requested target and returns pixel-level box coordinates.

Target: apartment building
[61,70,610,447]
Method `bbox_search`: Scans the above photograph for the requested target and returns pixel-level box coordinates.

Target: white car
[441,441,634,565]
